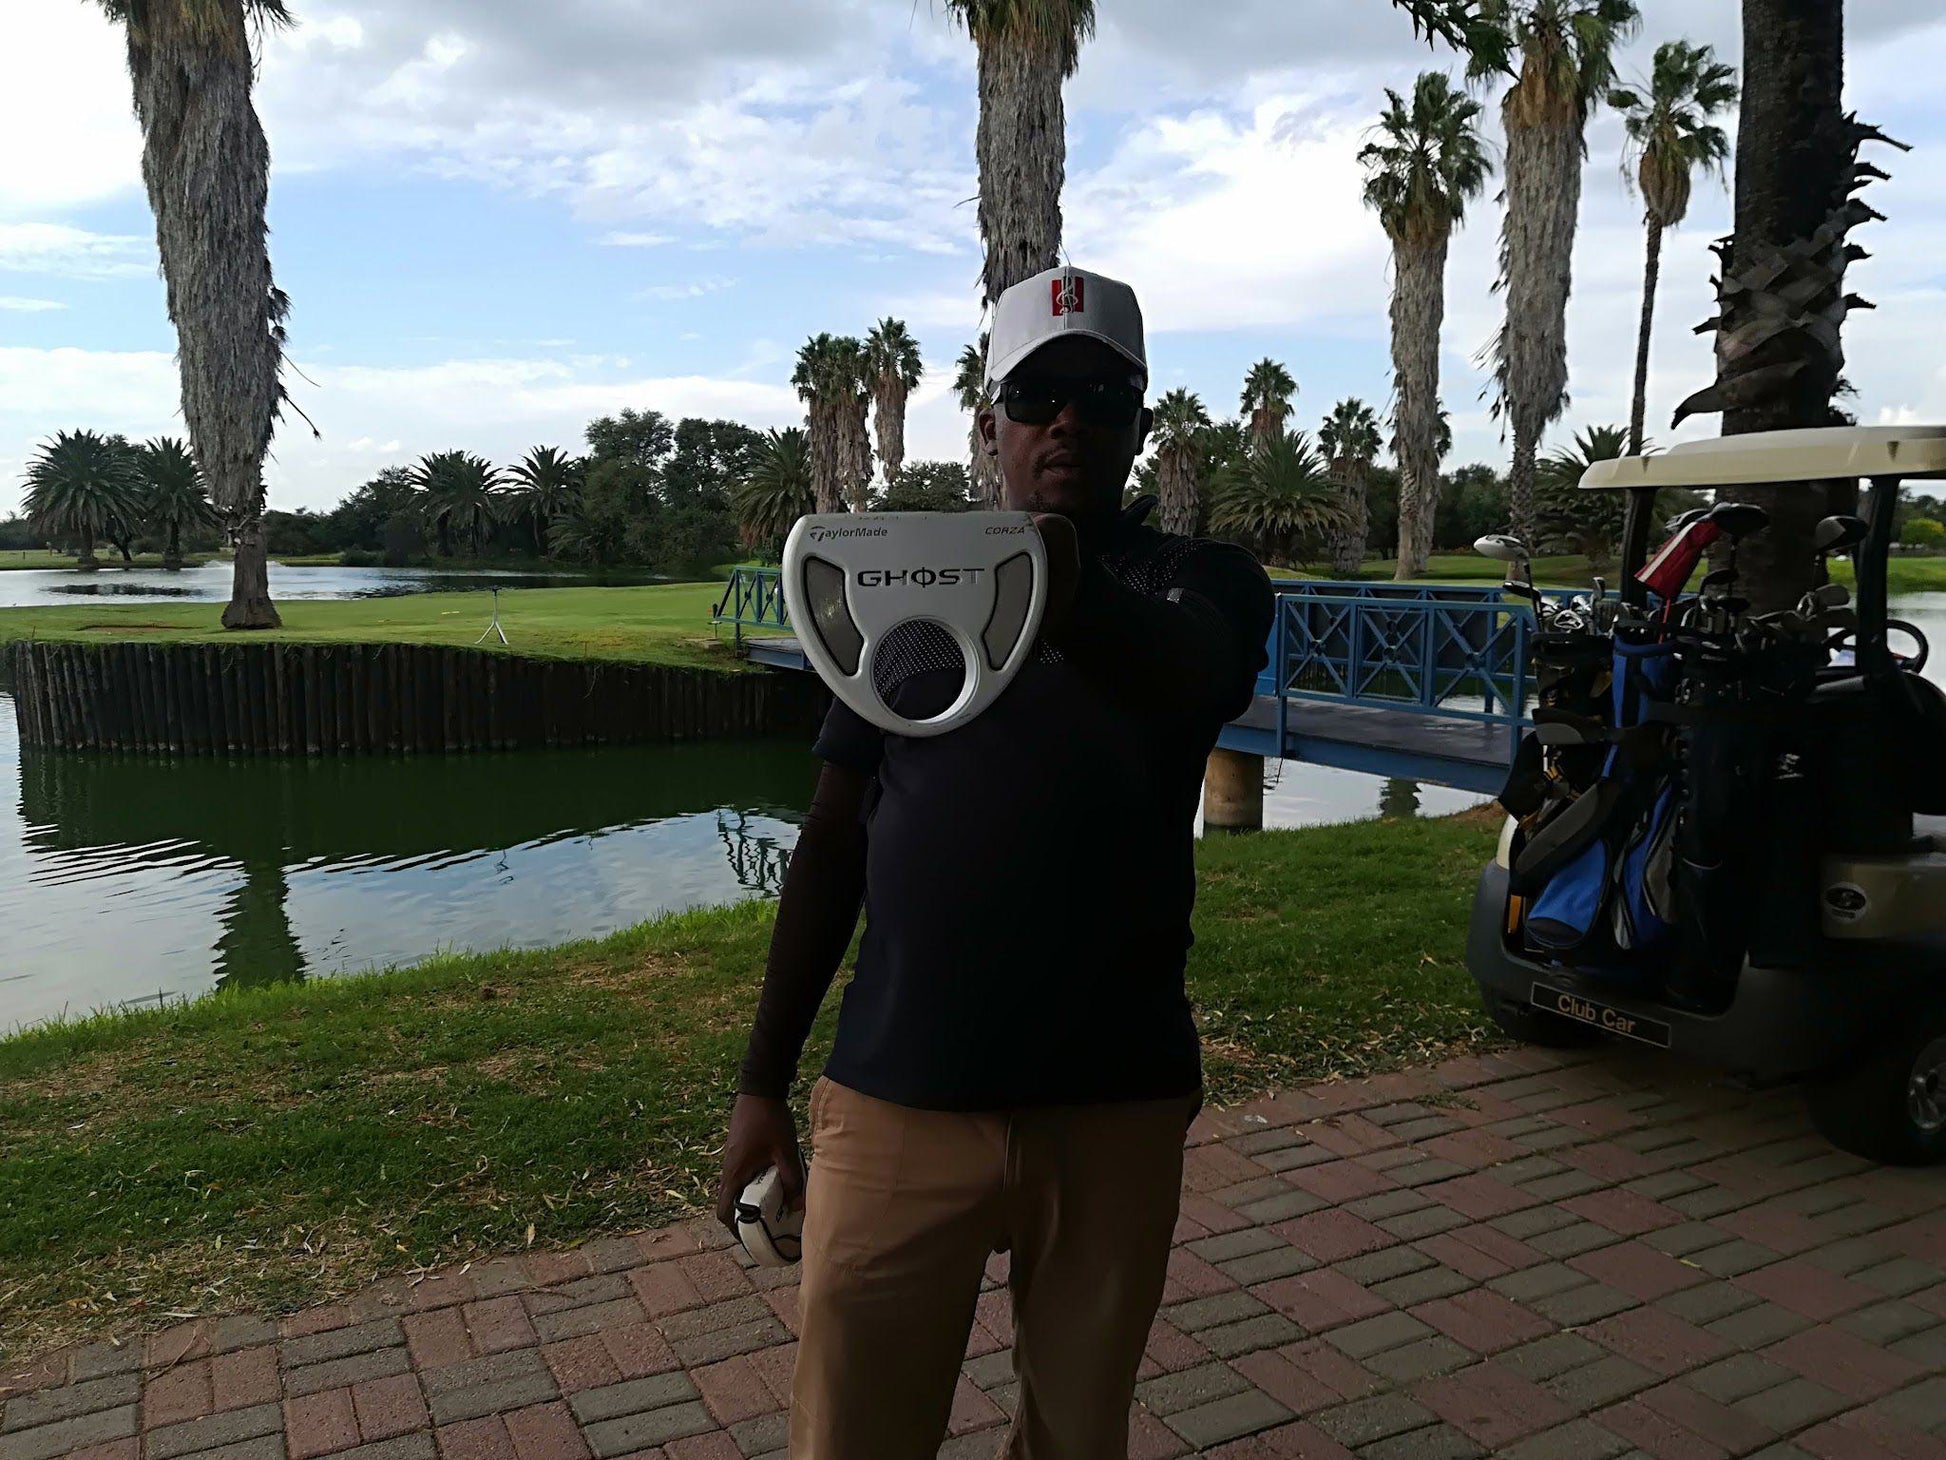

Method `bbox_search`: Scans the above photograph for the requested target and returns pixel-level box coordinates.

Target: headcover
[782,511,1048,737]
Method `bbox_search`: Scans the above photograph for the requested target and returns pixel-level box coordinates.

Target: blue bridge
[711,567,1570,795]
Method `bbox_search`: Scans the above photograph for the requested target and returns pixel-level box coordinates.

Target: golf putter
[781,512,1049,737]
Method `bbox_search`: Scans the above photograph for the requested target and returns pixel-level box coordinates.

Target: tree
[96,0,296,629]
[549,463,642,567]
[1534,424,1630,568]
[662,419,764,510]
[22,430,145,568]
[504,446,582,552]
[1210,432,1349,566]
[1672,1,1907,612]
[1151,389,1212,538]
[734,428,814,555]
[954,333,1002,508]
[585,408,675,471]
[1436,462,1512,550]
[1360,71,1491,579]
[880,461,974,513]
[1610,40,1737,454]
[1320,398,1384,576]
[792,334,873,514]
[944,0,1095,305]
[1391,0,1514,68]
[866,318,924,484]
[411,451,505,559]
[1475,0,1640,546]
[1902,518,1944,551]
[1240,360,1298,448]
[135,436,220,568]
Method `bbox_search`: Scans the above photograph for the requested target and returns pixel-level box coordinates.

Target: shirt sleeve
[810,697,886,776]
[1048,539,1275,731]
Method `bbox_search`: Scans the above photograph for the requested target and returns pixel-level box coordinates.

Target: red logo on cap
[1051,276,1084,315]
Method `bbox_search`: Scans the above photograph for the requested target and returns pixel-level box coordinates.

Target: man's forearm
[1048,558,1256,723]
[735,763,870,1099]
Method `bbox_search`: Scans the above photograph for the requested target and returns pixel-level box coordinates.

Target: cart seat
[1920,814,1946,853]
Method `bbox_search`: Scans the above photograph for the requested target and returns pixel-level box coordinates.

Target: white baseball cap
[985,265,1147,390]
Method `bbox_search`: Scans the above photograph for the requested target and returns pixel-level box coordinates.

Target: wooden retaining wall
[7,641,828,756]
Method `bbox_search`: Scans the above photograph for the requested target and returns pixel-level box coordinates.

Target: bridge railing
[712,566,789,645]
[713,565,1579,734]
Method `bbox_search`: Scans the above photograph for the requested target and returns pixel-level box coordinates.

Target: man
[716,265,1274,1459]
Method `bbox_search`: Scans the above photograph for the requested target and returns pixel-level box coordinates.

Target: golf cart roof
[1579,425,1946,491]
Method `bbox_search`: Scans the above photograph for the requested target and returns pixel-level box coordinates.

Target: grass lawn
[0,550,213,572]
[0,582,745,671]
[0,808,1501,1358]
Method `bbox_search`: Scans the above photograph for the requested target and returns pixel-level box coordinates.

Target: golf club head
[1473,534,1531,565]
[1705,501,1771,541]
[1666,507,1710,532]
[1809,582,1851,610]
[781,512,1048,738]
[1813,514,1868,556]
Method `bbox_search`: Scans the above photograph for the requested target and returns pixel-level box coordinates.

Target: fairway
[0,581,741,669]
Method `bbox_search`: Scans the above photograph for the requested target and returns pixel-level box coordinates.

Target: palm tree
[1475,0,1640,546]
[734,428,814,553]
[96,0,295,629]
[1610,41,1736,455]
[1360,71,1491,580]
[1668,6,1903,612]
[1210,431,1349,566]
[943,0,1096,305]
[1320,399,1384,577]
[22,430,145,568]
[135,436,220,569]
[1151,389,1212,537]
[1534,424,1631,568]
[1239,360,1299,448]
[505,446,582,553]
[954,333,1002,508]
[411,451,505,559]
[792,334,873,514]
[866,318,924,484]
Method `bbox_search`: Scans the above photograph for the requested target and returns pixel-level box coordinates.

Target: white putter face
[781,512,1048,737]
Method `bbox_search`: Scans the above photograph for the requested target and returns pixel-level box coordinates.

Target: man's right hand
[714,1094,807,1234]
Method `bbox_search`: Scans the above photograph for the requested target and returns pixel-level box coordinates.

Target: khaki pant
[790,1077,1195,1460]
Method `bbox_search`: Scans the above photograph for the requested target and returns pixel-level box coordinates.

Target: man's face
[977,336,1152,520]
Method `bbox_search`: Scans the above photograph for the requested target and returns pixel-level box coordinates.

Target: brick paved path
[7,1045,1946,1460]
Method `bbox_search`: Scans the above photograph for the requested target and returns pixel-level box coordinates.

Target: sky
[2,0,1944,519]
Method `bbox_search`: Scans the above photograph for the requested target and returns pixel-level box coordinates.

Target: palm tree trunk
[1716,0,1851,613]
[975,38,1064,304]
[1390,234,1448,580]
[1328,463,1369,577]
[1498,112,1583,548]
[165,521,183,571]
[124,1,285,630]
[811,406,843,515]
[1159,453,1198,537]
[1629,217,1663,456]
[873,382,907,485]
[77,527,97,570]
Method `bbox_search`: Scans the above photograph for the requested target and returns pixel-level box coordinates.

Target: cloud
[0,6,141,218]
[636,277,737,303]
[599,232,673,248]
[0,224,152,280]
[0,297,67,313]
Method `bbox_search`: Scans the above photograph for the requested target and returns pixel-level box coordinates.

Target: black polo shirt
[811,516,1273,1110]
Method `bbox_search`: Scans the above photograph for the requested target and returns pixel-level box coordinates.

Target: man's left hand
[1031,513,1081,628]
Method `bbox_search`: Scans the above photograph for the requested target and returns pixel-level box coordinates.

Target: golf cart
[1465,425,1946,1164]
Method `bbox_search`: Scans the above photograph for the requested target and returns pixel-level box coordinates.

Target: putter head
[1813,514,1868,556]
[781,512,1048,738]
[1473,533,1531,565]
[1809,581,1851,609]
[1706,501,1771,540]
[1666,506,1710,532]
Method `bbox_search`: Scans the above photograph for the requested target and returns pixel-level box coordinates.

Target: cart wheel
[1806,999,1946,1166]
[1479,989,1603,1049]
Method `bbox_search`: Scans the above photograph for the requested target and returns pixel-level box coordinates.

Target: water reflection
[0,561,665,609]
[3,714,816,1025]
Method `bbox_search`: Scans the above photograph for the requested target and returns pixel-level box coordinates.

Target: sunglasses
[999,377,1145,429]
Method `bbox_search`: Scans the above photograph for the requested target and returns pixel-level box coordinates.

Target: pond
[0,561,660,608]
[5,594,1933,1035]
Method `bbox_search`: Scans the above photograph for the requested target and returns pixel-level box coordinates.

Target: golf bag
[1508,637,1680,967]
